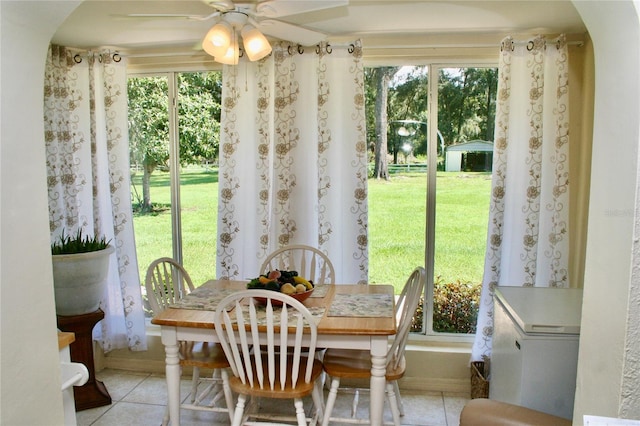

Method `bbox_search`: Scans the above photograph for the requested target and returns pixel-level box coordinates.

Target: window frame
[421,62,497,343]
[129,60,498,344]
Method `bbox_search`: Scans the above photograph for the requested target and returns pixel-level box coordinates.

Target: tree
[178,72,222,164]
[128,76,169,212]
[369,67,400,180]
[387,67,429,158]
[437,68,497,146]
[128,72,222,212]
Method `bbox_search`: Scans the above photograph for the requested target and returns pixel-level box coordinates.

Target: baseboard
[398,377,470,394]
[98,334,473,394]
[103,357,167,374]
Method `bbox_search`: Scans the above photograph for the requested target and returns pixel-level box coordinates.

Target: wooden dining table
[151,279,397,426]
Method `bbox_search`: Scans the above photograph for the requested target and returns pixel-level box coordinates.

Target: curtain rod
[123,39,583,59]
[125,41,358,58]
[364,40,584,50]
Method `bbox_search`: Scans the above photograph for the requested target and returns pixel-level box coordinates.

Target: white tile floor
[76,369,469,426]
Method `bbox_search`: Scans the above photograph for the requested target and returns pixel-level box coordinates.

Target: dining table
[151,279,397,426]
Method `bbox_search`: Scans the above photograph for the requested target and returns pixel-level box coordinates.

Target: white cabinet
[489,287,582,420]
[58,332,89,426]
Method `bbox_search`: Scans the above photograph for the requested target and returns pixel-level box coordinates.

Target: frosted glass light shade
[241,25,272,61]
[202,21,232,58]
[216,38,239,65]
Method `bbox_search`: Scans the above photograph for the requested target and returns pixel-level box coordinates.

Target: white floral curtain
[217,41,368,284]
[44,45,147,352]
[472,35,570,361]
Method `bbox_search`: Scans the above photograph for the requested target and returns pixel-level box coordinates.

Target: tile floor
[76,369,469,426]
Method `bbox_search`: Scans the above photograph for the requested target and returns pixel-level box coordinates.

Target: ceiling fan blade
[201,0,236,12]
[256,0,348,18]
[124,11,220,21]
[257,19,327,45]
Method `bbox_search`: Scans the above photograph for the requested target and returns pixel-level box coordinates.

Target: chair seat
[180,341,230,369]
[322,348,406,381]
[230,355,324,399]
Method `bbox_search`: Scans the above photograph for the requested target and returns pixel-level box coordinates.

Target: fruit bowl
[246,269,314,306]
[254,288,314,306]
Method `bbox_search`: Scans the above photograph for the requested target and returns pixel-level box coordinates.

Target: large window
[428,66,496,336]
[367,64,497,338]
[128,65,497,338]
[128,71,221,296]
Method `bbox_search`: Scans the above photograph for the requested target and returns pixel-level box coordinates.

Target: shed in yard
[445,140,493,172]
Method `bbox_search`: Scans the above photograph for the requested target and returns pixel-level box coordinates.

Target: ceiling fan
[126,0,348,65]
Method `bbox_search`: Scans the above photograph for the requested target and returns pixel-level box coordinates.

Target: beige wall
[0,1,82,424]
[569,36,595,290]
[572,1,640,421]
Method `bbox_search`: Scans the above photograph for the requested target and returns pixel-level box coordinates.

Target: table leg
[369,336,388,426]
[161,328,181,426]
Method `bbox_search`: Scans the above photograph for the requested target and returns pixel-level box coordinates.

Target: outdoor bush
[411,276,481,334]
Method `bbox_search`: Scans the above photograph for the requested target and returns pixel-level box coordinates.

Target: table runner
[169,287,237,311]
[169,286,325,324]
[241,305,326,326]
[328,293,394,317]
[309,284,330,298]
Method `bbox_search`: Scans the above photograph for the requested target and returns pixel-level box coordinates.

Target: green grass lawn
[132,167,491,293]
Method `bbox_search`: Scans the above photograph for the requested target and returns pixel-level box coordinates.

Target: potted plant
[51,229,114,316]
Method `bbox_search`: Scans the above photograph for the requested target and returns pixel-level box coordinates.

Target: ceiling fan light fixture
[216,36,239,65]
[202,21,232,57]
[241,24,272,61]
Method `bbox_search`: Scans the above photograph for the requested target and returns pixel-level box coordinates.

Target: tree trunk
[485,71,495,141]
[373,68,395,180]
[142,162,154,212]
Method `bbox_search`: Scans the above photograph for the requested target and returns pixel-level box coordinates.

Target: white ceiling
[51,0,588,67]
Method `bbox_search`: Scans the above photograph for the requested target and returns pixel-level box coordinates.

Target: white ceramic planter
[52,245,115,316]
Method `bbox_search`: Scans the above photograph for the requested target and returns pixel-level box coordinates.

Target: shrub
[411,276,481,334]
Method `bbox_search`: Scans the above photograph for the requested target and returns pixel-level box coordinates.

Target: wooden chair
[260,245,335,285]
[320,267,426,426]
[145,257,234,425]
[214,289,325,426]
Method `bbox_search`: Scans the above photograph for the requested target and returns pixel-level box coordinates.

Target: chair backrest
[387,267,426,370]
[144,257,195,314]
[214,289,319,391]
[260,245,335,285]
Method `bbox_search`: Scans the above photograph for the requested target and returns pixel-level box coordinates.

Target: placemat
[309,284,330,298]
[240,306,326,326]
[327,293,394,317]
[169,287,237,311]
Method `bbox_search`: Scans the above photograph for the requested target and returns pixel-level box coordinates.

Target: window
[129,64,496,339]
[128,71,221,300]
[366,64,497,339]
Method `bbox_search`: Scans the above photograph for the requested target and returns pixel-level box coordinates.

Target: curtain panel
[217,41,368,284]
[472,35,570,361]
[44,45,146,351]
